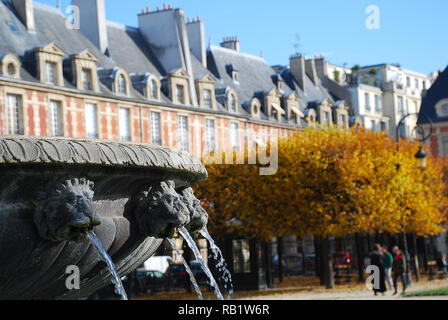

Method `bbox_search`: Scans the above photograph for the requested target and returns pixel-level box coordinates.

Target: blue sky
[36,0,447,75]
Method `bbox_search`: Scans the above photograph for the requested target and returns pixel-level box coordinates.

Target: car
[189,261,210,287]
[140,270,169,293]
[332,252,352,267]
[272,254,303,276]
[164,263,190,290]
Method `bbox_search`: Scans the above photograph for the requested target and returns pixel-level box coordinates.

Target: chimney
[305,59,319,86]
[12,0,35,32]
[290,54,306,93]
[72,0,109,55]
[138,7,198,106]
[220,36,240,52]
[314,57,328,79]
[186,16,206,67]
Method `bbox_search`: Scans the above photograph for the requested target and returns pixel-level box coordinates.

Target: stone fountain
[0,136,208,300]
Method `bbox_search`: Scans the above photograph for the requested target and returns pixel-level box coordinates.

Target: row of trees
[195,125,448,288]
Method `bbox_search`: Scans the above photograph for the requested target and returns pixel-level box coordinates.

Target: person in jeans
[392,246,407,295]
[381,246,394,290]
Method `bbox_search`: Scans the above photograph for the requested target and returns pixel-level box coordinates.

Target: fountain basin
[0,136,207,300]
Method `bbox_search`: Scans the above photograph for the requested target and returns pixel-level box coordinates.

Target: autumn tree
[195,125,448,289]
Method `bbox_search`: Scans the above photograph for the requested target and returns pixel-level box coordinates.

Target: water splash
[200,226,234,300]
[87,232,128,300]
[167,238,203,300]
[178,227,224,300]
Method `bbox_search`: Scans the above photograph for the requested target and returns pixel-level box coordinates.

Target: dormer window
[229,93,237,111]
[70,50,99,91]
[271,108,278,120]
[150,79,158,99]
[233,71,239,82]
[45,61,57,85]
[204,89,212,108]
[34,43,66,87]
[1,54,21,79]
[118,74,127,94]
[82,68,92,90]
[7,63,16,77]
[176,84,185,104]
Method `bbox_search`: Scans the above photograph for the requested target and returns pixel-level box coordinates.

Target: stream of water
[200,227,234,300]
[178,227,224,300]
[87,231,128,300]
[167,238,203,300]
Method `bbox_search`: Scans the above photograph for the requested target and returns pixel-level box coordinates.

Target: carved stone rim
[0,136,207,179]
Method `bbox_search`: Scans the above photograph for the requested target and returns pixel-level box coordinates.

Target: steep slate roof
[418,67,448,124]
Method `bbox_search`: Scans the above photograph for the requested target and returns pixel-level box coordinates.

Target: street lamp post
[395,113,433,283]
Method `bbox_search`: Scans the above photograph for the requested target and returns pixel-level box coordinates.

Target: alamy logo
[65,5,80,30]
[365,265,380,290]
[365,5,380,30]
[65,265,80,290]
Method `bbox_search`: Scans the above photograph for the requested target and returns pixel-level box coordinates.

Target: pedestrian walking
[369,243,387,296]
[392,246,407,295]
[381,246,394,290]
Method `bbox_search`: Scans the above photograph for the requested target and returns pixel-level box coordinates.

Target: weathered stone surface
[0,136,208,300]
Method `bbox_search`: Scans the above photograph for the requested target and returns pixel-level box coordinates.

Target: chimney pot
[168,4,172,9]
[142,9,145,14]
[197,16,200,21]
[187,17,191,23]
[163,3,167,10]
[157,6,160,11]
[146,6,150,13]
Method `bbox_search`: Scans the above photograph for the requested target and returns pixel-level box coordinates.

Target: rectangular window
[323,111,331,127]
[381,121,387,133]
[205,119,215,153]
[151,112,162,145]
[203,89,212,108]
[415,79,419,90]
[84,103,98,139]
[397,96,404,114]
[406,77,411,87]
[371,120,376,132]
[49,100,62,137]
[340,114,346,126]
[45,61,56,85]
[230,122,239,150]
[176,85,184,104]
[443,137,448,157]
[178,115,189,153]
[6,94,23,135]
[232,240,251,274]
[364,93,371,112]
[150,80,158,99]
[375,95,381,113]
[82,69,92,90]
[119,107,131,142]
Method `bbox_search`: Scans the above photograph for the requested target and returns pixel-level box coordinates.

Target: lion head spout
[34,178,101,242]
[133,180,190,239]
[179,187,208,238]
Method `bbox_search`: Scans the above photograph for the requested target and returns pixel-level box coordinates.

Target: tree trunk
[412,234,420,282]
[278,237,284,283]
[355,233,365,283]
[422,237,429,272]
[314,235,322,282]
[321,235,334,289]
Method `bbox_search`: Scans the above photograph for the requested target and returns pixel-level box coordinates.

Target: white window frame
[230,122,239,150]
[49,100,63,137]
[6,94,23,135]
[178,115,189,153]
[84,103,98,139]
[205,119,215,153]
[151,111,162,145]
[119,107,131,142]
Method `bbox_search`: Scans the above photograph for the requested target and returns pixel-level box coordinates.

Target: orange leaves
[195,125,448,241]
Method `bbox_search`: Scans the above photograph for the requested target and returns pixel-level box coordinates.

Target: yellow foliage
[195,125,448,241]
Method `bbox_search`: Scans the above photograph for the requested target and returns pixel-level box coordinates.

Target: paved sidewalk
[240,278,448,300]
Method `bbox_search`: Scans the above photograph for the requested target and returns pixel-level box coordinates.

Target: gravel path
[239,278,448,300]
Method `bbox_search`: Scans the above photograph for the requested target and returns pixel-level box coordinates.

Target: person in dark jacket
[369,243,387,296]
[392,246,407,295]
